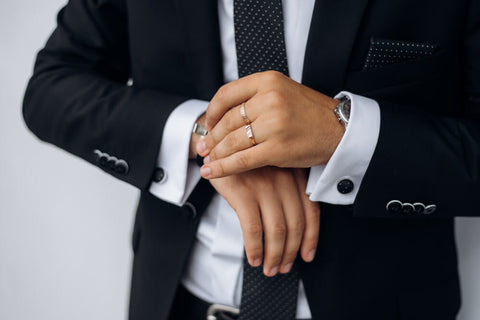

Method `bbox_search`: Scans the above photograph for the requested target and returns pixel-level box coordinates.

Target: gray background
[1,0,479,319]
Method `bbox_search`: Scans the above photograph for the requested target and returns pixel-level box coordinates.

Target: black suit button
[424,204,437,215]
[99,153,109,167]
[413,202,425,214]
[337,179,354,194]
[402,203,414,214]
[152,168,167,183]
[114,159,129,175]
[182,202,197,220]
[106,156,118,170]
[386,200,403,213]
[93,149,102,163]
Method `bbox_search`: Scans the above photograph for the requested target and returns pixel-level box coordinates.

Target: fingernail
[200,166,211,178]
[307,249,316,262]
[268,266,279,277]
[281,263,293,273]
[253,258,262,267]
[203,156,211,164]
[196,141,206,154]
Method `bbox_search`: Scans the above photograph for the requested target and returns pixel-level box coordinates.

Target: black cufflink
[152,167,167,183]
[337,179,354,194]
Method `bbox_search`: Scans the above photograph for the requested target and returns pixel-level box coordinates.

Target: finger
[198,105,243,157]
[206,74,260,131]
[199,98,263,157]
[301,198,320,262]
[277,171,305,274]
[259,191,287,277]
[200,144,270,179]
[207,119,268,162]
[293,169,320,262]
[235,202,264,267]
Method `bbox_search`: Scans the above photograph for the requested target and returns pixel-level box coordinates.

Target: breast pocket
[344,38,445,95]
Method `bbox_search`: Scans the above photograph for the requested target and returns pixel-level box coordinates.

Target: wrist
[321,98,345,164]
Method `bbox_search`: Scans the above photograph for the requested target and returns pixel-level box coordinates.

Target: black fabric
[234,1,298,319]
[23,0,480,319]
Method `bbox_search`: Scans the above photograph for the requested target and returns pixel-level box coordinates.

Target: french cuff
[149,99,209,206]
[306,92,380,205]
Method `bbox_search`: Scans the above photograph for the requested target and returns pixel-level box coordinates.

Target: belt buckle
[206,304,240,320]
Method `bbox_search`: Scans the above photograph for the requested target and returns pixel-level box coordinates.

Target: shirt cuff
[306,92,380,205]
[149,99,209,206]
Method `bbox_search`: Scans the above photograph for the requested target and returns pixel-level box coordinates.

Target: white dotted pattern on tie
[234,1,297,318]
[234,0,289,77]
[238,259,299,320]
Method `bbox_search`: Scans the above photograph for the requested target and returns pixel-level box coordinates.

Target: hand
[196,71,344,179]
[209,167,320,277]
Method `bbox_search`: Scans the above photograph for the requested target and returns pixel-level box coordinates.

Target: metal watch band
[333,96,351,128]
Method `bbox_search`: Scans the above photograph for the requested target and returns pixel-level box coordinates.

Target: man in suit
[23,0,480,319]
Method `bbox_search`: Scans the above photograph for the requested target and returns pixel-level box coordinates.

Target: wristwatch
[192,123,208,166]
[333,96,351,129]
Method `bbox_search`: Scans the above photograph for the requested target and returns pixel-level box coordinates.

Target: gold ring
[240,103,251,125]
[245,124,256,146]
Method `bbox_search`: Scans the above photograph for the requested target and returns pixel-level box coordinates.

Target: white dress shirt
[149,0,381,317]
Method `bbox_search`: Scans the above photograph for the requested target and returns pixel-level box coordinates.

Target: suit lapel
[302,0,370,96]
[175,0,224,100]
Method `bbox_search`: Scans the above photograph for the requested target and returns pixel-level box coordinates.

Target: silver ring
[240,103,251,125]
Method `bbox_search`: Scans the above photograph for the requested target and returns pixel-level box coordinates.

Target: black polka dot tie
[234,1,298,319]
[234,0,289,77]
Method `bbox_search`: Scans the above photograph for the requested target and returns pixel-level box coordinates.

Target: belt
[168,285,239,320]
[168,285,312,320]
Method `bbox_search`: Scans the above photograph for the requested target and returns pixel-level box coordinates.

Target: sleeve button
[386,200,403,213]
[402,203,414,214]
[413,202,425,214]
[93,149,102,163]
[106,157,118,171]
[99,153,109,167]
[424,204,437,215]
[114,160,129,175]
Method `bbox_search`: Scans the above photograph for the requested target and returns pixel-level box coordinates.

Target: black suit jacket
[23,0,480,319]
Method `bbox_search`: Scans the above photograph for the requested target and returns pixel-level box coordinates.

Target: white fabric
[306,92,381,204]
[148,0,381,318]
[149,99,208,205]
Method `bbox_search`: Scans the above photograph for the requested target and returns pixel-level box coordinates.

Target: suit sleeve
[22,0,188,190]
[353,1,480,219]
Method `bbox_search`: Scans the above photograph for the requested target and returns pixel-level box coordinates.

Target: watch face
[341,101,351,121]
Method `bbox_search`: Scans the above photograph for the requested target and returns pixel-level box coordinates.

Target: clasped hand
[197,71,343,276]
